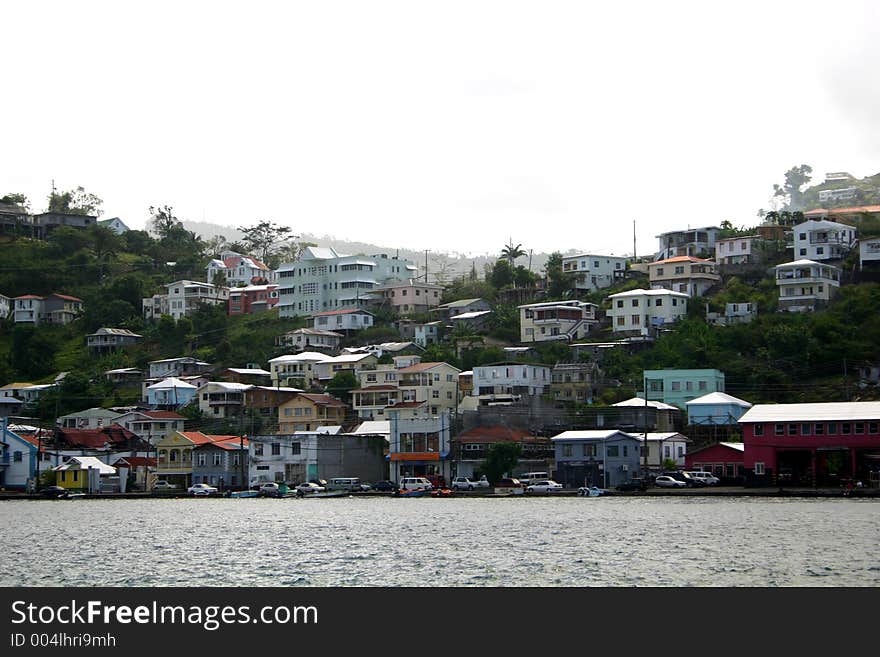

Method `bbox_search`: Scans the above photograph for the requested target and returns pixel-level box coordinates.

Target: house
[472,363,551,397]
[13,293,83,325]
[859,237,880,272]
[738,401,880,487]
[143,280,229,320]
[278,394,348,433]
[312,353,378,383]
[0,201,30,236]
[606,288,688,335]
[268,352,328,388]
[155,431,234,488]
[248,432,386,487]
[53,456,117,493]
[31,212,97,240]
[656,226,721,260]
[706,302,757,326]
[388,410,452,484]
[714,236,766,265]
[97,217,129,234]
[550,362,601,404]
[791,219,857,261]
[518,300,598,343]
[206,251,274,287]
[0,395,23,417]
[451,425,554,480]
[351,361,461,420]
[0,423,39,490]
[375,279,443,315]
[197,382,252,418]
[53,425,145,457]
[148,357,213,380]
[611,397,682,432]
[86,328,143,354]
[0,293,10,320]
[344,342,424,360]
[227,284,279,315]
[431,298,491,322]
[104,368,144,385]
[58,407,123,430]
[113,410,186,447]
[648,256,720,297]
[686,392,753,426]
[220,367,272,385]
[631,432,691,472]
[561,253,627,291]
[413,321,443,347]
[551,430,642,488]
[0,382,55,408]
[276,246,417,318]
[643,369,726,410]
[243,386,304,432]
[145,377,198,408]
[774,259,840,313]
[311,309,375,333]
[192,437,249,490]
[114,455,156,491]
[449,310,493,333]
[685,442,745,483]
[803,205,880,225]
[275,328,343,353]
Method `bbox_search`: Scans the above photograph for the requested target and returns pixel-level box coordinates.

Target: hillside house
[606,289,688,335]
[775,259,840,312]
[518,300,598,343]
[87,328,143,354]
[792,219,857,261]
[561,254,627,291]
[648,256,720,297]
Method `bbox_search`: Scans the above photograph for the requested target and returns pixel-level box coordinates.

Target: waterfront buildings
[388,410,452,484]
[551,430,642,488]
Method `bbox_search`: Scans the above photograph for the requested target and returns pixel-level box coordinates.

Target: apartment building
[775,259,840,312]
[605,288,688,335]
[648,256,720,297]
[561,254,627,291]
[792,219,857,262]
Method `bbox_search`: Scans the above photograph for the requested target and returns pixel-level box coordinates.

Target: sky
[3,0,879,258]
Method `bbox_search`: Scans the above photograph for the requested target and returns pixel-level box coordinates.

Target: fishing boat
[430,488,455,498]
[577,486,608,497]
[299,490,349,499]
[395,488,430,498]
[229,490,259,498]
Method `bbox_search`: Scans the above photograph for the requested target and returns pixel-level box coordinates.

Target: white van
[327,477,365,492]
[517,471,550,486]
[399,477,433,491]
[686,471,720,486]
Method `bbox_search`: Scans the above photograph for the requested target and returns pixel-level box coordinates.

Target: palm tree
[501,239,526,266]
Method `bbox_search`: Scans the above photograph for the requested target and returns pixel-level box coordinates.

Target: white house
[206,251,274,287]
[472,363,551,396]
[0,293,10,320]
[275,328,343,353]
[312,353,378,383]
[859,237,880,271]
[715,236,764,265]
[561,254,627,291]
[97,217,129,234]
[775,259,840,312]
[648,256,720,297]
[148,357,213,380]
[706,302,757,326]
[792,219,857,261]
[311,309,375,333]
[631,432,691,471]
[518,300,598,343]
[656,226,721,260]
[197,382,252,418]
[58,407,123,430]
[268,352,329,388]
[0,424,38,490]
[143,280,229,320]
[606,288,689,334]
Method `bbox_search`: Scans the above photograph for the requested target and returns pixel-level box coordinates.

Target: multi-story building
[388,410,452,484]
[275,328,343,353]
[551,430,643,488]
[86,328,143,354]
[451,425,554,480]
[143,280,229,320]
[313,353,379,384]
[643,368,726,410]
[268,352,328,388]
[13,293,83,325]
[606,288,688,335]
[685,391,752,426]
[276,246,417,318]
[351,360,461,420]
[206,251,274,287]
[196,382,252,418]
[706,302,757,326]
[113,410,186,447]
[550,362,601,404]
[632,432,691,472]
[431,298,491,322]
[472,363,551,397]
[714,236,765,265]
[739,401,880,487]
[561,254,627,291]
[860,237,880,272]
[655,226,721,260]
[31,212,97,240]
[374,280,443,315]
[155,431,235,488]
[413,321,443,347]
[648,256,720,297]
[58,407,123,430]
[278,394,348,433]
[311,309,375,333]
[792,219,857,261]
[774,259,840,312]
[518,300,598,343]
[145,378,198,408]
[227,285,278,315]
[192,437,249,490]
[148,357,213,380]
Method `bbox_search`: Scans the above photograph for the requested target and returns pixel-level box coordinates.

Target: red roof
[223,256,269,271]
[52,293,83,302]
[453,426,543,444]
[209,438,250,450]
[56,424,139,449]
[141,410,185,419]
[178,431,236,445]
[14,294,43,300]
[805,205,880,216]
[296,393,347,407]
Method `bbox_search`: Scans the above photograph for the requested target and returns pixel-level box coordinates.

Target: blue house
[686,392,752,426]
[146,378,198,408]
[551,429,642,488]
[0,421,39,490]
[642,368,726,410]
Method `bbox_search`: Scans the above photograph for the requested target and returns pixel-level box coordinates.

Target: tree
[481,442,522,484]
[545,251,575,297]
[772,164,813,211]
[326,371,358,403]
[1,193,29,209]
[489,259,515,289]
[501,240,526,265]
[149,205,184,241]
[237,220,294,264]
[47,186,103,216]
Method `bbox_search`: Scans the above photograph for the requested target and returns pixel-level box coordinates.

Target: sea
[1,497,878,586]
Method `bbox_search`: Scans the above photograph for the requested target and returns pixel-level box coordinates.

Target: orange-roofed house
[13,293,83,325]
[648,256,720,297]
[278,394,349,433]
[192,437,249,490]
[451,425,554,479]
[155,431,237,488]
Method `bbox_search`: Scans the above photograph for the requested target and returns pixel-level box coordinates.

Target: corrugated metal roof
[739,402,880,423]
[686,392,752,407]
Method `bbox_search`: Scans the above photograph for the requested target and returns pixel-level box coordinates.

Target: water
[1,497,878,586]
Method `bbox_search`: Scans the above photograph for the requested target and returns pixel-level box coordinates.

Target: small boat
[430,488,455,498]
[59,492,86,500]
[395,488,430,498]
[299,490,349,499]
[229,490,259,498]
[577,486,608,497]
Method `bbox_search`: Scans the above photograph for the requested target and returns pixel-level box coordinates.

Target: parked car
[517,471,550,487]
[686,471,720,486]
[494,477,522,488]
[187,483,219,496]
[526,479,563,493]
[473,475,490,488]
[451,477,477,491]
[662,471,705,487]
[370,480,397,492]
[399,477,433,491]
[258,482,281,496]
[39,485,67,497]
[152,480,177,490]
[616,478,647,492]
[654,475,687,488]
[296,482,325,494]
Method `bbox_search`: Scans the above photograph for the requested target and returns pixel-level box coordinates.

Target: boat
[430,488,455,498]
[299,490,349,499]
[395,488,430,498]
[59,492,86,500]
[229,490,259,498]
[577,486,608,497]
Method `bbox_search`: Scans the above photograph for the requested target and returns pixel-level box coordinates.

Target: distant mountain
[181,219,559,283]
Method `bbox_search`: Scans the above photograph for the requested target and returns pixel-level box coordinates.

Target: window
[814,423,824,435]
[827,422,837,434]
[197,453,206,466]
[801,423,811,435]
[655,267,664,276]
[698,381,707,391]
[655,298,663,306]
[616,317,625,326]
[854,422,864,434]
[616,300,624,308]
[212,453,222,466]
[631,299,639,307]
[788,424,798,435]
[562,444,573,457]
[291,442,301,455]
[13,451,22,462]
[432,390,439,399]
[677,445,684,457]
[671,381,681,391]
[623,446,628,457]
[631,314,640,325]
[754,462,765,475]
[841,423,851,435]
[582,444,596,457]
[664,445,670,458]
[869,422,879,434]
[606,445,619,457]
[271,443,281,455]
[774,424,784,436]
[754,424,764,436]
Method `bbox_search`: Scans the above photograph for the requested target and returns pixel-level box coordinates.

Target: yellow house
[156,431,227,487]
[278,393,348,433]
[54,456,116,492]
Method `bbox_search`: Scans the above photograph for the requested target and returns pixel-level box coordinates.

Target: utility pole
[844,358,849,401]
[633,219,637,262]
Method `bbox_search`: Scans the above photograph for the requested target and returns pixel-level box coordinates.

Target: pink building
[228,285,279,315]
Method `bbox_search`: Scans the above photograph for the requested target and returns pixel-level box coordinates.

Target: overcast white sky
[3,1,879,257]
